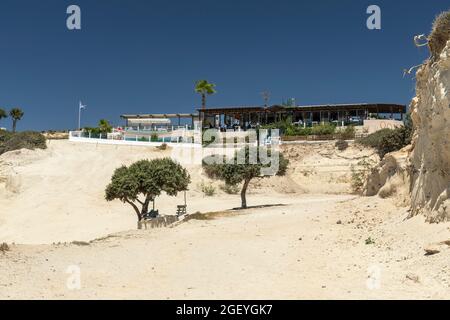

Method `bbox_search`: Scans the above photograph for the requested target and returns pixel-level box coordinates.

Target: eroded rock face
[409,41,450,222]
[362,148,411,207]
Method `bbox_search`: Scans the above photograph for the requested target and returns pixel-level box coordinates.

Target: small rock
[71,241,90,246]
[406,273,420,283]
[424,246,440,255]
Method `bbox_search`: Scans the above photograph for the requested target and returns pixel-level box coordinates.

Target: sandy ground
[0,195,448,299]
[0,141,448,299]
[0,140,374,244]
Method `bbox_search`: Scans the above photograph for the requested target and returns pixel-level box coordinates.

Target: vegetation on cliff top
[0,131,47,156]
[429,10,450,59]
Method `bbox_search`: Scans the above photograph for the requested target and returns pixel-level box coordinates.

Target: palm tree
[98,119,112,134]
[195,80,216,110]
[0,108,7,127]
[9,108,24,133]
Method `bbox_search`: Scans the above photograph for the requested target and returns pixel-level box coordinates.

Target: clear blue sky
[0,0,447,130]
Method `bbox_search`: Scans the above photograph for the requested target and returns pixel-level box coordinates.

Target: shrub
[335,139,349,151]
[150,133,159,142]
[311,123,336,136]
[338,125,355,140]
[0,131,47,155]
[220,183,240,194]
[199,181,216,196]
[429,10,450,59]
[158,143,168,150]
[0,242,10,253]
[356,125,412,158]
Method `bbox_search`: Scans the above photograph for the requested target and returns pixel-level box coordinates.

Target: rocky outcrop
[363,37,449,222]
[362,147,411,206]
[408,41,450,222]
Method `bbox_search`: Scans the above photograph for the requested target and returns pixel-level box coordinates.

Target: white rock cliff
[409,40,450,222]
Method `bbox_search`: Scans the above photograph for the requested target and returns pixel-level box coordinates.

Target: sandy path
[1,195,448,300]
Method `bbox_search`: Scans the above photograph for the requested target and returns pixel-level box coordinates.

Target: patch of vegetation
[202,146,289,208]
[429,10,450,59]
[335,139,349,151]
[365,237,375,245]
[184,211,214,221]
[220,183,240,194]
[350,159,377,194]
[337,125,356,140]
[150,133,159,142]
[356,124,412,159]
[199,181,216,196]
[0,131,47,155]
[83,119,113,138]
[262,119,356,139]
[157,143,168,150]
[0,242,10,253]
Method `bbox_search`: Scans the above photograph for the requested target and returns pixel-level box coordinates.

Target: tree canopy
[105,158,191,221]
[202,146,289,208]
[0,108,7,121]
[195,80,216,109]
[9,108,24,133]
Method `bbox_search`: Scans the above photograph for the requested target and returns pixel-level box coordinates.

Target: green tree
[98,119,112,134]
[195,80,216,110]
[202,146,289,208]
[0,108,7,126]
[105,158,191,222]
[9,108,24,133]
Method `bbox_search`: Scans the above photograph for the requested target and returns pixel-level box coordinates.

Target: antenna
[261,90,270,107]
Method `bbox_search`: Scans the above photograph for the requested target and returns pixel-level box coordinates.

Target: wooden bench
[176,205,187,216]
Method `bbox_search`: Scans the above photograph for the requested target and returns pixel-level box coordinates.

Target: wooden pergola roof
[197,103,406,114]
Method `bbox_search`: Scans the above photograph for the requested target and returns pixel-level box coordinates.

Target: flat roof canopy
[121,113,199,119]
[197,103,406,114]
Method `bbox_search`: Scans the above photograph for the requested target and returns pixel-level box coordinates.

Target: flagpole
[78,101,81,130]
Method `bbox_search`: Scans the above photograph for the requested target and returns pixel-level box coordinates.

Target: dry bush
[157,143,168,150]
[429,10,450,59]
[0,242,10,253]
[199,181,216,196]
[220,183,239,194]
[335,139,349,151]
[0,131,47,155]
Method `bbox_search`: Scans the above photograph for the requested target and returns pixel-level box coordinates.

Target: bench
[176,205,187,216]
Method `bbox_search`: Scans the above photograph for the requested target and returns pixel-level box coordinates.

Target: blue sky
[0,0,447,130]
